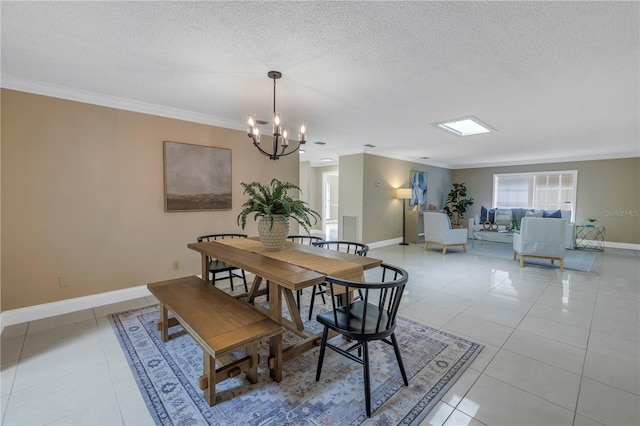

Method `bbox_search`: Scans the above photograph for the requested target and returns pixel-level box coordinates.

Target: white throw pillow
[494,208,512,226]
[525,210,543,218]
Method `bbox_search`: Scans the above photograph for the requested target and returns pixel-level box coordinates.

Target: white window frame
[492,170,577,217]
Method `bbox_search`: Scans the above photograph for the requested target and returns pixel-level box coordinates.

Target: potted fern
[237,179,321,251]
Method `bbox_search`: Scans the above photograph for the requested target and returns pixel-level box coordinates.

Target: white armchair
[513,217,567,270]
[423,212,468,254]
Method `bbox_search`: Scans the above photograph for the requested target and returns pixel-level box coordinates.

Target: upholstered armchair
[513,217,567,270]
[423,212,468,254]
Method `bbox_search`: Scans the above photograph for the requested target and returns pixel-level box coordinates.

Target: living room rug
[466,241,597,272]
[111,301,483,425]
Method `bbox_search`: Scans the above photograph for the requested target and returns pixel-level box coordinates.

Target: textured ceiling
[2,1,638,168]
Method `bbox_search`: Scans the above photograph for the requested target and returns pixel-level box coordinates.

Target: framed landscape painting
[410,170,427,206]
[163,141,232,211]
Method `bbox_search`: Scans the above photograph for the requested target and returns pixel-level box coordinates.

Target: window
[493,171,577,216]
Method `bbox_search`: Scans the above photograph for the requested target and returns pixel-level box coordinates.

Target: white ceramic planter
[258,215,289,251]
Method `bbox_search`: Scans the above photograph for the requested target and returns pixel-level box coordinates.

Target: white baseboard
[368,237,404,249]
[0,285,152,334]
[604,241,640,250]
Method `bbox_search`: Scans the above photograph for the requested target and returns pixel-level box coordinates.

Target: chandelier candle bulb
[299,123,307,143]
[273,113,281,136]
[247,114,256,135]
[282,129,289,146]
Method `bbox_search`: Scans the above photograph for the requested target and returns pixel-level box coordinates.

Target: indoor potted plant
[443,182,474,227]
[237,179,321,251]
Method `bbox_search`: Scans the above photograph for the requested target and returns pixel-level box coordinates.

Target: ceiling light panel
[433,116,496,136]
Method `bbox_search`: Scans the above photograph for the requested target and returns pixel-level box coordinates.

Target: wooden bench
[147,275,282,406]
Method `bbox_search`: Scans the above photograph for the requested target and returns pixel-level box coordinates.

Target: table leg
[247,276,263,303]
[202,352,216,406]
[269,334,282,383]
[200,254,209,283]
[269,281,282,324]
[283,289,304,331]
[246,343,258,384]
[159,304,169,342]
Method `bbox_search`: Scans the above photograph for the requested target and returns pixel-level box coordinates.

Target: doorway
[322,171,339,240]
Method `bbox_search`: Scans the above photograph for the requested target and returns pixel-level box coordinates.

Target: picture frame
[163,141,232,211]
[410,170,427,207]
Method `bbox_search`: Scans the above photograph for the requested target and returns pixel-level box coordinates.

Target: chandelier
[246,71,307,160]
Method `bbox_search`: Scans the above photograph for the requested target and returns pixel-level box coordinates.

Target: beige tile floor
[1,243,638,425]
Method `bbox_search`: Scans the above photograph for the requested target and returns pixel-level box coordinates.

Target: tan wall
[453,157,640,244]
[1,89,299,310]
[359,154,452,244]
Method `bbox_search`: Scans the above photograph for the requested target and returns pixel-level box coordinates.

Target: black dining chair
[315,263,409,417]
[308,240,369,321]
[287,234,323,245]
[288,235,324,308]
[197,233,248,292]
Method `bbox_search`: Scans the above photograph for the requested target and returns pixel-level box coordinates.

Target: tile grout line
[92,310,128,425]
[452,274,591,421]
[1,321,29,425]
[570,274,601,426]
[436,268,549,423]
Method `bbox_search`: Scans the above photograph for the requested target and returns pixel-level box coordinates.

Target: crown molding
[3,75,637,170]
[452,151,640,170]
[1,74,243,130]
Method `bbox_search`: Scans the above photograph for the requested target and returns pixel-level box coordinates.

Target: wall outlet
[58,276,71,288]
[172,261,180,271]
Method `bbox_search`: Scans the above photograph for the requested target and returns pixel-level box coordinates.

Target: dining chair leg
[296,289,302,310]
[308,285,328,321]
[362,340,372,417]
[241,270,248,292]
[315,327,330,381]
[390,333,409,386]
[227,270,235,291]
[308,285,317,321]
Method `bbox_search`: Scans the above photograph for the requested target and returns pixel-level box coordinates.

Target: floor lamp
[396,188,412,246]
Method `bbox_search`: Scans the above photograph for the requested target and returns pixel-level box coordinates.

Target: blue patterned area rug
[111,303,483,426]
[466,241,597,272]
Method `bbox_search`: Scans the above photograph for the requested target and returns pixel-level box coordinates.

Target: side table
[575,225,605,251]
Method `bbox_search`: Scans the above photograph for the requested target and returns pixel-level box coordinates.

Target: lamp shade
[396,188,412,199]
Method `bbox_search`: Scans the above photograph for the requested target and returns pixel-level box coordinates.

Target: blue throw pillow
[543,209,562,218]
[480,206,488,223]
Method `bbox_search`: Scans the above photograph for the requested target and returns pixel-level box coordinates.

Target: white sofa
[468,208,575,249]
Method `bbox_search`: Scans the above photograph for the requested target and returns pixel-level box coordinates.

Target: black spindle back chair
[197,233,248,292]
[308,240,369,320]
[287,235,324,308]
[315,263,409,417]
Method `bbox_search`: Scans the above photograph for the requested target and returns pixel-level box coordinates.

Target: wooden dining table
[187,237,382,366]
